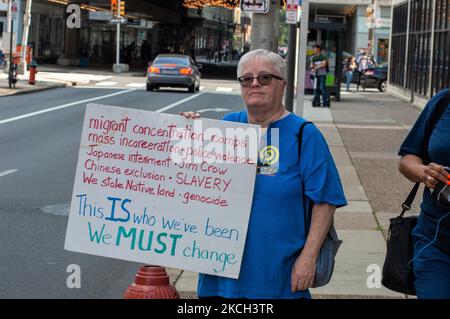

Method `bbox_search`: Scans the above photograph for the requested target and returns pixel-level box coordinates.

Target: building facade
[310,0,392,62]
[179,5,236,60]
[2,0,236,67]
[27,0,185,66]
[388,0,449,107]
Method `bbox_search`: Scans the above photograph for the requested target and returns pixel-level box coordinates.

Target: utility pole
[250,0,279,52]
[3,0,13,74]
[294,0,309,117]
[3,0,13,72]
[116,0,121,70]
[284,0,299,112]
[113,0,122,73]
[19,0,32,74]
[112,0,128,73]
[6,0,12,34]
[367,0,376,57]
[285,23,296,111]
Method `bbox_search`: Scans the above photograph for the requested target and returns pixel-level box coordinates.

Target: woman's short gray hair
[237,49,286,80]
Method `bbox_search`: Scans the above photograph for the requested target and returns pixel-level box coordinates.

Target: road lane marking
[95,81,117,86]
[126,83,146,87]
[73,86,125,90]
[207,90,241,96]
[216,87,233,92]
[0,89,136,125]
[197,108,231,113]
[0,169,18,178]
[40,203,70,216]
[156,92,205,113]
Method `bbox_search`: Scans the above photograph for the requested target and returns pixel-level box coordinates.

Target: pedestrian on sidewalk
[310,44,330,107]
[345,56,357,92]
[181,49,347,299]
[398,88,450,299]
[355,50,369,91]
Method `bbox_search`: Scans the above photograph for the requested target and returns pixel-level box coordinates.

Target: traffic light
[111,0,117,15]
[119,1,125,17]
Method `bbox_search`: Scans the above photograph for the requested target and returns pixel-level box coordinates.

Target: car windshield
[154,57,189,66]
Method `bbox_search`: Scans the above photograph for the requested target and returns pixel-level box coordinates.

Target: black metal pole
[410,35,416,104]
[8,19,14,88]
[285,23,297,112]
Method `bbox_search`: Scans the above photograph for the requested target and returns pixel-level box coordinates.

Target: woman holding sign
[181,49,347,299]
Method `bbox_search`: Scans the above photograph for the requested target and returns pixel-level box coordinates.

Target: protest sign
[64,104,259,278]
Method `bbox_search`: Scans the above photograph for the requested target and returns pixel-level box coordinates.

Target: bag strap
[297,121,313,233]
[400,182,420,218]
[400,89,449,217]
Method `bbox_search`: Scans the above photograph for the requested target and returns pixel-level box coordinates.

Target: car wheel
[146,84,153,92]
[188,83,195,93]
[378,80,387,92]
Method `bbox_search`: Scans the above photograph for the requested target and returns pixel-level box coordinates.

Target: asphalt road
[0,81,245,298]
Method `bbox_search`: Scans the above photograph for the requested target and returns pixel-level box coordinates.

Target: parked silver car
[146,54,201,92]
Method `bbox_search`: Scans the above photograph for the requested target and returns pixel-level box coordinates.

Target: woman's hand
[399,155,450,188]
[421,163,450,189]
[290,253,316,292]
[179,111,200,119]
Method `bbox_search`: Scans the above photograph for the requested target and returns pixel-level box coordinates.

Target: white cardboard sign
[64,104,258,279]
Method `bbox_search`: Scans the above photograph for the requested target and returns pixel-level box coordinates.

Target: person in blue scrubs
[183,49,347,299]
[398,88,450,299]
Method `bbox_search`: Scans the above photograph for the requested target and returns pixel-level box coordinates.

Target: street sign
[240,0,269,14]
[89,11,112,21]
[286,0,298,24]
[11,1,18,20]
[315,15,346,24]
[109,17,127,24]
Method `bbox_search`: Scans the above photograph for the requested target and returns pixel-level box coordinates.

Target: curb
[0,81,72,97]
[170,292,407,299]
[311,294,407,299]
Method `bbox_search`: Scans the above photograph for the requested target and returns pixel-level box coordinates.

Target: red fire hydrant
[124,265,180,299]
[29,60,38,85]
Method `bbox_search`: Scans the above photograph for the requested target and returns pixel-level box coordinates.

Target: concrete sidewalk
[170,93,409,299]
[0,68,68,97]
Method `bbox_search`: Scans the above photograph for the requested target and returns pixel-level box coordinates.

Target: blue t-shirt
[197,111,347,299]
[399,89,450,254]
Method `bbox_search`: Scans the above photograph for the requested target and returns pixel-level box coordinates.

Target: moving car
[146,54,201,92]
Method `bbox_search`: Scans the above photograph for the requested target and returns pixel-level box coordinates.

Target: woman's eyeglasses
[237,73,284,87]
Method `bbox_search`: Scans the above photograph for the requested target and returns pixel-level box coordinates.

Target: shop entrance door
[307,22,346,101]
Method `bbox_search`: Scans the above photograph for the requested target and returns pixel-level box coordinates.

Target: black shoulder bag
[381,90,450,295]
[298,121,342,288]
